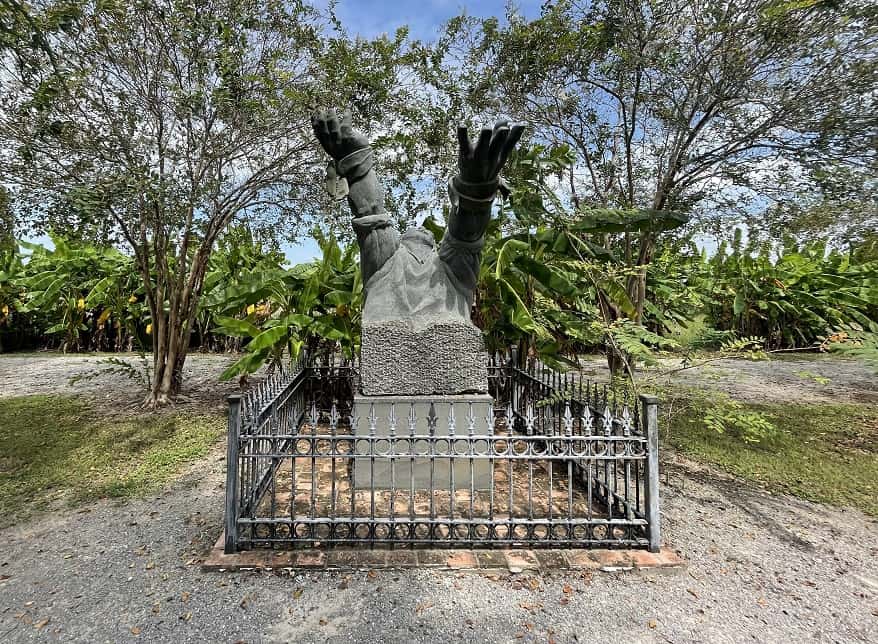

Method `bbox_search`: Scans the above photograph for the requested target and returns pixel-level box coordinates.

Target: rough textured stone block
[360,317,488,396]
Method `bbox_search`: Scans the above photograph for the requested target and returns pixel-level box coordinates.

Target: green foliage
[702,393,781,444]
[667,398,878,516]
[0,394,224,526]
[698,233,878,348]
[207,231,361,380]
[11,236,145,352]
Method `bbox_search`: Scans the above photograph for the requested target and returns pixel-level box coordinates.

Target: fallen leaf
[151,603,160,615]
[367,570,378,580]
[181,591,190,603]
[559,597,570,606]
[145,562,155,570]
[293,588,304,600]
[648,619,657,629]
[319,618,328,626]
[415,601,434,614]
[526,577,541,591]
[24,601,34,607]
[239,596,249,609]
[130,626,141,635]
[757,596,767,607]
[687,588,699,599]
[34,618,50,630]
[180,612,192,621]
[519,601,543,613]
[562,584,573,595]
[0,574,10,581]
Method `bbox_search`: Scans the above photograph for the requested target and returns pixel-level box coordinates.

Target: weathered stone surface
[360,317,488,396]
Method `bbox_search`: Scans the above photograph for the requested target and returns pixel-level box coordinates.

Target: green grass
[0,395,224,525]
[667,399,878,516]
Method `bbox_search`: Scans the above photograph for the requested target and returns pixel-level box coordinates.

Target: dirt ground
[0,352,876,643]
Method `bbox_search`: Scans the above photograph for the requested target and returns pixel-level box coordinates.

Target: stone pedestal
[359,318,488,396]
[352,394,493,490]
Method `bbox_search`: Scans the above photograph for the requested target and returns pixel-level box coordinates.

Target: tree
[425,0,876,371]
[0,0,412,405]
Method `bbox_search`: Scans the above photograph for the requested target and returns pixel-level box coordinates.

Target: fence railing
[224,353,661,553]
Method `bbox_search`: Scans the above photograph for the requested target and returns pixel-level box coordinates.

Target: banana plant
[208,231,361,380]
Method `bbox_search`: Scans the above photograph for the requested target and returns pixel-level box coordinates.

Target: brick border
[202,534,685,573]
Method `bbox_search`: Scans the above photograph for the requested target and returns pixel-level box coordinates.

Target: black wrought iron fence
[224,353,661,553]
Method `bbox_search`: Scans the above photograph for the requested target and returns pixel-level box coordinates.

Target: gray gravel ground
[1,353,876,643]
[1,451,876,643]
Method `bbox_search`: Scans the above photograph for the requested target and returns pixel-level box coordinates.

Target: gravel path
[1,451,875,643]
[1,352,876,642]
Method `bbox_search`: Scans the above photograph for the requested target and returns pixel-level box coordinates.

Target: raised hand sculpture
[312,108,523,395]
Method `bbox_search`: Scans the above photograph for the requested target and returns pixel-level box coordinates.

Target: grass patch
[0,395,224,526]
[667,398,878,515]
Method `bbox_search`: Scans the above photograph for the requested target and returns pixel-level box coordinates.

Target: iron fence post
[224,394,242,554]
[639,394,661,552]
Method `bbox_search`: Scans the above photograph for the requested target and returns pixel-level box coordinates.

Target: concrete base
[353,394,493,490]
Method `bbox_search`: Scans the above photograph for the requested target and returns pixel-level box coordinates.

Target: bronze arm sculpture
[312,109,523,395]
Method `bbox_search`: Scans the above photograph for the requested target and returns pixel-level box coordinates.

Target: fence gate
[223,354,661,553]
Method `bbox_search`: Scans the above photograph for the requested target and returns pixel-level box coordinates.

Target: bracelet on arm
[448,176,498,211]
[336,148,374,184]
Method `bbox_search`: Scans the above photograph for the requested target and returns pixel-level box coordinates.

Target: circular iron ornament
[492,524,510,540]
[434,523,451,540]
[530,439,548,457]
[392,522,412,540]
[433,438,450,456]
[512,439,529,456]
[354,438,371,456]
[472,439,489,456]
[591,439,609,457]
[413,439,431,457]
[354,523,371,539]
[592,524,608,540]
[374,438,391,456]
[571,438,588,458]
[374,523,390,539]
[474,524,490,540]
[532,524,549,540]
[513,524,529,540]
[492,438,510,456]
[393,438,412,456]
[414,523,431,539]
[552,524,569,540]
[276,523,291,538]
[315,523,331,540]
[629,440,646,457]
[294,522,310,538]
[453,439,470,456]
[453,523,470,539]
[316,439,332,455]
[294,438,312,455]
[334,523,351,540]
[612,525,627,540]
[572,524,589,540]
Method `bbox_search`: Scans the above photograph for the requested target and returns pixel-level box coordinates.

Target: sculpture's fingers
[312,110,331,150]
[473,126,493,160]
[457,125,472,158]
[488,126,510,167]
[340,110,354,139]
[327,107,342,145]
[500,123,525,162]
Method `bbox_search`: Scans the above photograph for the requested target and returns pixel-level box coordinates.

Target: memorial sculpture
[312,109,523,488]
[311,109,524,396]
